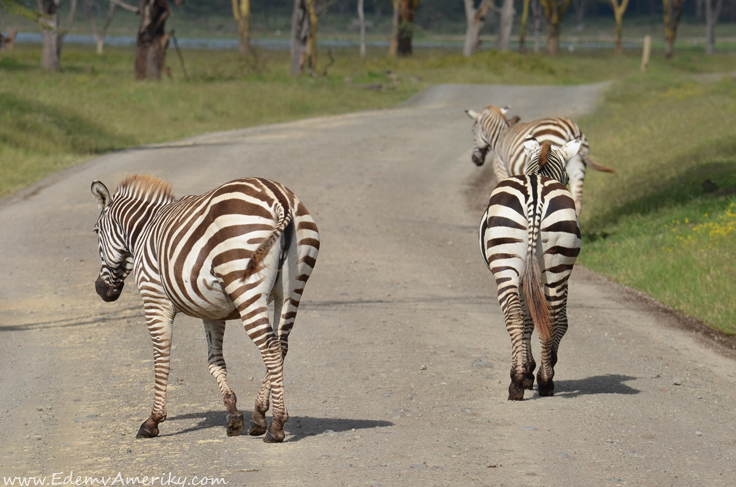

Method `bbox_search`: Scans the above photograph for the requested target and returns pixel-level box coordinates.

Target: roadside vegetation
[578,67,736,336]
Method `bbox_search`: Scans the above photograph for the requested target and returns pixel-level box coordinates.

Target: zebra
[91,175,320,442]
[465,104,614,216]
[479,137,582,401]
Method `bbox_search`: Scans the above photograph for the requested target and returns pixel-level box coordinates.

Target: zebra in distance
[91,175,320,442]
[465,104,614,216]
[479,137,582,400]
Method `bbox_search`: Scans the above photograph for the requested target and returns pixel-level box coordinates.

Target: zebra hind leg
[203,320,244,436]
[520,298,537,390]
[538,288,570,397]
[501,291,527,401]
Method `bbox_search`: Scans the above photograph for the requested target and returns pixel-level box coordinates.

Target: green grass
[578,71,736,335]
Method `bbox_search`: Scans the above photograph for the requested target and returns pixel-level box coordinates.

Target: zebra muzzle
[95,277,124,302]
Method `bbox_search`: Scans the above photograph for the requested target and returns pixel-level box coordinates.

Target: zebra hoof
[135,421,159,439]
[226,412,244,436]
[538,380,555,397]
[508,383,525,401]
[263,428,285,443]
[523,376,535,390]
[248,420,267,436]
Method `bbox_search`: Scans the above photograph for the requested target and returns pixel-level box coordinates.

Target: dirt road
[1,84,734,487]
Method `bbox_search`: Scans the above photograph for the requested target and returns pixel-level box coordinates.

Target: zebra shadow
[552,374,640,398]
[164,411,393,442]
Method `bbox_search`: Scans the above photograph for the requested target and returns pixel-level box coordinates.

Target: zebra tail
[245,202,294,278]
[522,204,552,343]
[581,153,615,173]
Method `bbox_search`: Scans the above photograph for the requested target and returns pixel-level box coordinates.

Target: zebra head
[465,105,512,167]
[91,181,133,302]
[523,136,582,187]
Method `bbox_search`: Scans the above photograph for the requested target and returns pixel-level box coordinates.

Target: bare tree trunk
[390,0,417,56]
[573,0,585,30]
[705,0,723,54]
[663,0,683,59]
[389,0,399,56]
[696,0,703,18]
[290,0,309,76]
[38,0,77,71]
[306,0,318,72]
[232,0,252,57]
[463,0,493,57]
[496,0,515,51]
[38,0,61,71]
[135,0,171,80]
[610,0,631,55]
[519,0,531,52]
[540,0,572,55]
[358,0,365,58]
[87,0,117,54]
[532,0,542,52]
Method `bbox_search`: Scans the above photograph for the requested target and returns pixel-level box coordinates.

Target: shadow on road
[554,374,640,397]
[164,411,393,441]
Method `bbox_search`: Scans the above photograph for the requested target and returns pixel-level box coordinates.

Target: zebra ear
[523,136,541,158]
[559,138,582,162]
[465,109,480,121]
[500,106,510,115]
[91,181,111,210]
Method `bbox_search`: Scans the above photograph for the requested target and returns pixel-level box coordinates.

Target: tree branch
[108,0,138,14]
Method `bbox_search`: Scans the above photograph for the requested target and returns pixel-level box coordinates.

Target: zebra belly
[162,268,238,321]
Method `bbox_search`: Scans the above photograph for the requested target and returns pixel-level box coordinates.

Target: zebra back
[523,136,582,187]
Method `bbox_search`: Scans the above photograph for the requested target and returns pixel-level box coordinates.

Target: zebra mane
[115,175,176,204]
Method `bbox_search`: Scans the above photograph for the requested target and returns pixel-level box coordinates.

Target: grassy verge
[578,69,736,335]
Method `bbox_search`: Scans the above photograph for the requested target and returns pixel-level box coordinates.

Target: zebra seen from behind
[479,136,582,400]
[91,175,320,442]
[465,104,614,216]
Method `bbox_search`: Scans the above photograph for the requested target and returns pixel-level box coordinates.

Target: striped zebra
[465,104,614,216]
[91,175,320,442]
[479,137,582,400]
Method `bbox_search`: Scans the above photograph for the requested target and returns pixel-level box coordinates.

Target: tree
[705,0,724,54]
[662,0,683,59]
[572,0,585,30]
[539,0,572,55]
[135,0,176,80]
[609,0,631,54]
[519,0,531,52]
[496,0,514,51]
[86,0,118,54]
[463,0,493,57]
[358,0,365,58]
[37,0,79,71]
[389,0,418,56]
[290,0,340,76]
[290,0,309,76]
[232,0,252,57]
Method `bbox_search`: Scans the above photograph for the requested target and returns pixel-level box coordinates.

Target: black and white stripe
[91,176,320,442]
[479,138,581,400]
[466,104,613,216]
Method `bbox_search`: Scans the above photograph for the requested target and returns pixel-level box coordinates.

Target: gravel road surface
[1,83,734,487]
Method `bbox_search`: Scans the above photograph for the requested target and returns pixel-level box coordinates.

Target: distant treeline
[179,0,736,27]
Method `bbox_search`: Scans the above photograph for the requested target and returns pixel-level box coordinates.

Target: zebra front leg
[137,304,175,439]
[203,320,244,436]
